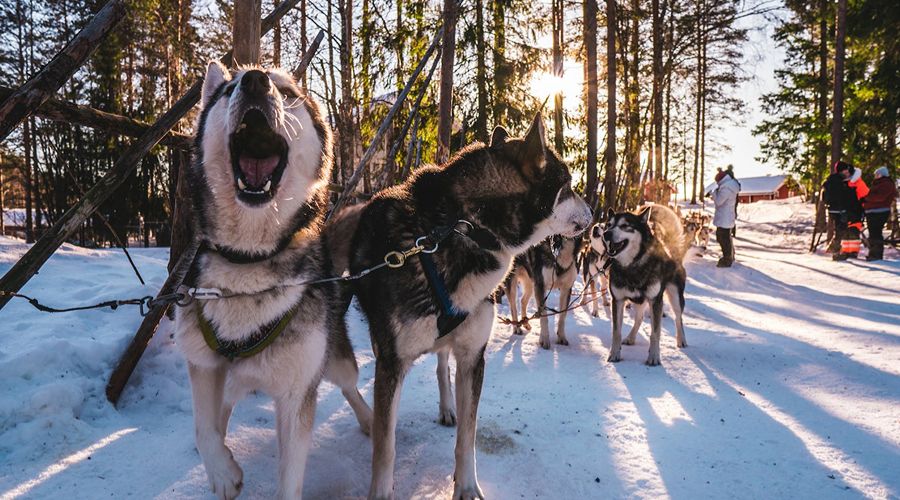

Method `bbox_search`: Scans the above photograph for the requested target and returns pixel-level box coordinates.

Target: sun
[528,63,585,109]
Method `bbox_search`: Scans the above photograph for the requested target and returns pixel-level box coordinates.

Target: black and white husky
[580,225,611,317]
[505,235,580,349]
[602,203,688,366]
[174,61,372,499]
[327,115,592,499]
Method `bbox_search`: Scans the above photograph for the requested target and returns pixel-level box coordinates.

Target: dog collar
[198,304,298,360]
[202,196,324,264]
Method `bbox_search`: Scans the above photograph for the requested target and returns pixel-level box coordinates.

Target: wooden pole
[375,50,441,189]
[105,238,200,406]
[292,30,325,80]
[0,0,127,142]
[328,26,443,219]
[0,0,303,313]
[0,86,192,149]
[233,0,263,66]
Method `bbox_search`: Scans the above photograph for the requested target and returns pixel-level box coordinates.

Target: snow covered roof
[705,174,790,196]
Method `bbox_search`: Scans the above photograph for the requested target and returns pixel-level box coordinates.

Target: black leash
[0,291,160,316]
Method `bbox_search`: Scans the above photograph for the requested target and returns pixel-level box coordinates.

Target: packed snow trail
[0,197,898,499]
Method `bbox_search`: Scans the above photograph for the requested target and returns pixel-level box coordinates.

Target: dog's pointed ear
[202,61,231,107]
[606,208,616,222]
[490,126,509,148]
[520,113,547,179]
[640,206,652,224]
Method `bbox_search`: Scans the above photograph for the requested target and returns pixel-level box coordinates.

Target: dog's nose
[603,230,613,242]
[591,224,602,239]
[241,70,270,97]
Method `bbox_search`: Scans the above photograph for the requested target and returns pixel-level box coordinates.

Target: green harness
[198,304,299,361]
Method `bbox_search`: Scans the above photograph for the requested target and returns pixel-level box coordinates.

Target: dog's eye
[224,83,236,97]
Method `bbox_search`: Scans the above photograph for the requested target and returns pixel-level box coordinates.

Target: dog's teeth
[237,178,247,190]
[239,123,247,130]
[263,180,272,192]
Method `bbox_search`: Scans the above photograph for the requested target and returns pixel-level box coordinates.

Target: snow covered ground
[1,197,898,499]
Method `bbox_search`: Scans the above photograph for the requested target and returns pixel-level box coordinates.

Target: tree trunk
[690,0,701,205]
[436,0,458,164]
[474,0,489,142]
[699,21,707,202]
[603,0,617,212]
[626,0,640,207]
[273,0,281,65]
[233,0,262,65]
[829,0,846,166]
[300,0,308,89]
[492,0,507,126]
[552,0,565,154]
[651,0,665,201]
[339,0,354,184]
[584,0,599,207]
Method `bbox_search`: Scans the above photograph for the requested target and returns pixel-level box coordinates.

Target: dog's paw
[358,410,373,436]
[512,326,526,335]
[204,449,243,500]
[645,353,662,366]
[607,350,622,362]
[677,338,688,348]
[439,406,457,427]
[556,337,569,346]
[521,321,532,331]
[622,336,636,346]
[539,336,552,350]
[591,309,601,318]
[452,482,485,500]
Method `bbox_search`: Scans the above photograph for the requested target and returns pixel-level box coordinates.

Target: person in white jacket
[711,167,741,267]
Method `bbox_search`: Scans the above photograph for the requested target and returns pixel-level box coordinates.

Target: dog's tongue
[238,155,279,187]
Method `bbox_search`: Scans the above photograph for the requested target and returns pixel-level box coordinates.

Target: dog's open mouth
[607,239,628,257]
[230,108,288,205]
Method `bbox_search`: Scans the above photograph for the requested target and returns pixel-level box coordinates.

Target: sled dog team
[176,63,689,499]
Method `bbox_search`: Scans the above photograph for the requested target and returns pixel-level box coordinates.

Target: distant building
[706,174,799,203]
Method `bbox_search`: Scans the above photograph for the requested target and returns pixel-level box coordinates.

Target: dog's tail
[323,203,365,275]
[645,203,689,262]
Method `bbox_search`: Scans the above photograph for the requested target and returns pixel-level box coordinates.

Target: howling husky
[327,115,592,499]
[602,203,688,366]
[174,61,372,499]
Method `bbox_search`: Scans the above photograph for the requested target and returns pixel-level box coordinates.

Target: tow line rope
[1,221,473,317]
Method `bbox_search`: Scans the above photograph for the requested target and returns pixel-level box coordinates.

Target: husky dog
[174,61,372,499]
[579,224,611,317]
[603,203,688,366]
[683,211,711,250]
[505,235,580,348]
[328,115,592,499]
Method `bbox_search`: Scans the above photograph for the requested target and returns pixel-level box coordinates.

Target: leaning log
[375,50,441,190]
[105,238,200,406]
[0,0,304,313]
[327,26,444,219]
[0,86,192,149]
[0,0,127,142]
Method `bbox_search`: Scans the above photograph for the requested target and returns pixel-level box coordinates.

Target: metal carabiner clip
[415,236,439,254]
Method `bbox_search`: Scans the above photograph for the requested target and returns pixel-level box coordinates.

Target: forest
[0,0,897,247]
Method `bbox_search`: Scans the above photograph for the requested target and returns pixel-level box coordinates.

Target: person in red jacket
[840,166,870,259]
[863,166,898,261]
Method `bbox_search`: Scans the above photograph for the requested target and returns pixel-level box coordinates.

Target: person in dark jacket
[822,161,859,260]
[863,166,898,261]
